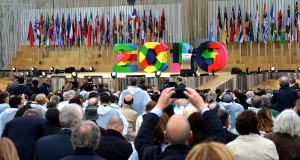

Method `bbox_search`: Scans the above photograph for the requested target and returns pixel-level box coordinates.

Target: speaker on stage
[65,67,75,73]
[231,67,242,74]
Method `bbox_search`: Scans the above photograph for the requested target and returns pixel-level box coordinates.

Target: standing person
[6,73,19,94]
[118,78,151,115]
[175,76,186,89]
[39,78,51,96]
[290,79,299,90]
[13,77,26,96]
[0,137,20,160]
[0,92,10,114]
[189,45,197,72]
[271,76,299,112]
[139,79,147,91]
[31,80,43,94]
[97,82,110,94]
[79,78,87,91]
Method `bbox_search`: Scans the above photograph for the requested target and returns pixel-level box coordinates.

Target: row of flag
[214,2,300,45]
[27,9,166,48]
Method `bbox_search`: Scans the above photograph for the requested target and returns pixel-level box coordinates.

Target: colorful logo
[170,43,190,72]
[196,41,228,72]
[139,42,169,73]
[113,44,138,72]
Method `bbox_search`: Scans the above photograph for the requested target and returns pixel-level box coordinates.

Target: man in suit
[13,77,26,96]
[61,121,105,160]
[134,87,226,160]
[97,82,110,94]
[1,109,50,160]
[34,104,84,160]
[218,109,238,144]
[139,79,148,91]
[163,78,170,89]
[6,73,19,94]
[39,77,50,96]
[31,80,43,94]
[189,45,197,73]
[290,79,299,90]
[96,117,133,160]
[175,76,186,89]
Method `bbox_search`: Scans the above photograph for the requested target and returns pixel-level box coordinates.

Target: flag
[58,21,63,47]
[34,18,40,47]
[77,13,81,47]
[128,14,133,43]
[278,4,283,39]
[87,13,93,47]
[298,17,300,40]
[245,5,250,37]
[118,11,124,43]
[39,14,45,46]
[255,3,260,43]
[51,13,57,46]
[270,4,275,35]
[61,13,65,45]
[154,10,159,42]
[135,11,141,43]
[159,9,165,39]
[262,3,268,44]
[27,21,35,47]
[55,14,60,46]
[237,5,244,43]
[66,14,71,47]
[113,13,117,45]
[83,13,88,40]
[295,1,299,41]
[142,10,147,44]
[106,12,110,46]
[287,4,291,43]
[221,6,228,44]
[46,14,50,47]
[281,13,286,44]
[73,14,78,46]
[229,5,235,44]
[209,21,213,41]
[100,12,105,45]
[148,9,153,42]
[216,6,222,42]
[249,12,255,43]
[94,12,99,45]
[69,20,74,47]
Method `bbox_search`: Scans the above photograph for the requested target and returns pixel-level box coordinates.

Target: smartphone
[171,88,187,98]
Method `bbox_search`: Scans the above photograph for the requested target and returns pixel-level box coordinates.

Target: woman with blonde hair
[293,98,300,116]
[63,82,73,92]
[0,137,19,160]
[30,94,48,117]
[257,108,273,137]
[185,142,235,160]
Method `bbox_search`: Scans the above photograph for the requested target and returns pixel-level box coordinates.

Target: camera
[171,88,187,98]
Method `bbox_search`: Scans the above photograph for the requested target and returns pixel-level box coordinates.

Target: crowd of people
[0,74,300,160]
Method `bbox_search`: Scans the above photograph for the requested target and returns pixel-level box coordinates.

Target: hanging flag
[255,3,260,44]
[237,5,244,43]
[216,6,222,42]
[249,12,255,44]
[281,13,286,44]
[55,14,60,46]
[159,9,165,39]
[58,21,63,48]
[135,11,141,44]
[77,13,81,47]
[34,18,40,47]
[100,12,105,46]
[148,10,153,42]
[153,10,159,42]
[61,13,66,46]
[87,13,93,47]
[46,14,50,47]
[94,12,99,45]
[106,12,110,46]
[83,13,88,42]
[118,11,124,43]
[27,21,35,47]
[142,10,147,44]
[112,13,117,45]
[298,17,300,40]
[209,21,213,41]
[51,13,57,46]
[39,14,45,46]
[287,4,291,43]
[73,14,78,47]
[262,3,268,44]
[221,6,228,44]
[295,1,299,41]
[128,14,133,43]
[65,14,71,47]
[229,5,235,44]
[278,4,283,40]
[270,4,275,36]
[245,5,250,37]
[69,20,74,47]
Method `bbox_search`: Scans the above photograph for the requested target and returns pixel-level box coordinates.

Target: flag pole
[265,43,267,64]
[289,43,292,64]
[258,42,260,64]
[250,43,252,64]
[239,43,241,64]
[281,44,283,64]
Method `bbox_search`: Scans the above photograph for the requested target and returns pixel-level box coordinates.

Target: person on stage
[189,45,197,73]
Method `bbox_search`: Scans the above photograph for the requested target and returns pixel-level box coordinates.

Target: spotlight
[41,71,47,78]
[25,71,30,77]
[194,70,198,76]
[258,67,262,73]
[246,68,249,74]
[50,67,54,72]
[80,67,85,72]
[212,69,215,76]
[111,72,117,79]
[11,67,16,72]
[155,71,161,78]
[270,66,276,72]
[298,67,300,72]
[71,71,77,78]
[55,69,60,74]
[31,67,35,72]
[89,67,94,71]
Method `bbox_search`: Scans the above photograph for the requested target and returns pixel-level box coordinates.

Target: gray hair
[218,109,229,126]
[24,109,40,117]
[46,100,57,109]
[279,76,290,86]
[273,110,300,137]
[261,95,271,107]
[251,95,262,108]
[207,91,217,102]
[59,104,83,128]
[68,90,76,98]
[71,120,100,150]
[266,89,273,95]
[63,92,74,101]
[50,95,60,104]
[246,91,254,98]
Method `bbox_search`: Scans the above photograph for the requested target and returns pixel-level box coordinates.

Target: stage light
[50,67,54,72]
[270,66,276,72]
[246,68,249,74]
[31,67,35,72]
[298,67,300,72]
[11,67,16,72]
[258,67,262,73]
[111,72,117,79]
[89,67,94,71]
[71,71,77,78]
[41,71,47,78]
[212,69,215,76]
[155,71,161,78]
[25,71,30,77]
[80,67,85,72]
[194,70,198,76]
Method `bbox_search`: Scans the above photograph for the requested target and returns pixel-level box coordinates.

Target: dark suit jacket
[176,83,186,90]
[271,86,299,112]
[39,83,50,96]
[2,115,50,160]
[6,80,19,94]
[34,129,73,160]
[60,149,105,160]
[291,83,299,90]
[97,87,110,94]
[203,110,227,143]
[139,84,148,91]
[96,129,133,160]
[31,86,43,94]
[49,123,61,135]
[13,85,26,95]
[224,128,238,144]
[135,113,191,160]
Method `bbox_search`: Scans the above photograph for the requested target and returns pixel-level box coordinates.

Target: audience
[31,94,47,117]
[187,112,208,146]
[248,95,263,113]
[261,95,280,118]
[0,137,19,160]
[237,92,251,110]
[46,100,57,109]
[45,108,61,134]
[293,98,300,116]
[257,109,273,137]
[58,91,74,110]
[218,109,238,143]
[6,73,19,94]
[245,91,254,104]
[39,78,51,96]
[31,80,43,94]
[0,92,10,114]
[136,100,156,133]
[265,110,300,160]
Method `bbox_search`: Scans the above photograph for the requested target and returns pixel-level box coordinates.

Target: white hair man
[57,91,74,110]
[34,104,84,160]
[61,120,105,160]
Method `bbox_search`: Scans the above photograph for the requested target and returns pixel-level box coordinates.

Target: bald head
[279,76,290,86]
[165,114,190,145]
[124,95,133,105]
[88,97,98,106]
[106,117,124,134]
